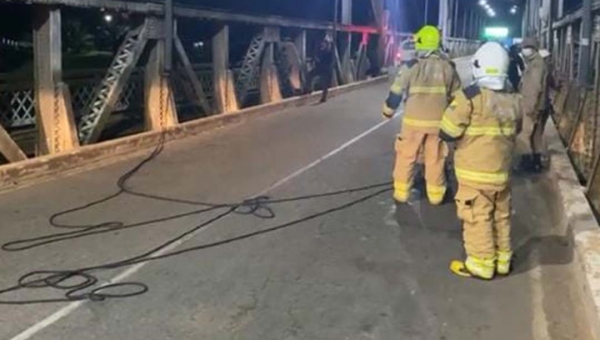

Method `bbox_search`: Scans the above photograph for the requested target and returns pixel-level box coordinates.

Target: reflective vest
[440,85,522,191]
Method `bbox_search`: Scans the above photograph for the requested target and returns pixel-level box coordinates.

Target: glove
[382,105,395,119]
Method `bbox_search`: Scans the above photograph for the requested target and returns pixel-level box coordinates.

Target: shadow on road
[391,163,575,278]
[511,234,573,275]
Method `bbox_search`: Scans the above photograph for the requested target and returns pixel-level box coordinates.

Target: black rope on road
[0,135,392,305]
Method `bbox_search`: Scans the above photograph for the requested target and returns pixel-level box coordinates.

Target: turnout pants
[393,129,447,204]
[454,183,512,260]
[523,110,549,155]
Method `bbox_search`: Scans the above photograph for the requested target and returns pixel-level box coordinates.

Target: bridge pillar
[341,0,352,25]
[579,0,592,84]
[144,40,179,131]
[375,10,390,73]
[355,32,369,81]
[295,30,308,89]
[341,33,355,84]
[295,30,307,65]
[212,25,239,113]
[260,27,282,104]
[279,42,304,94]
[438,0,449,41]
[32,6,79,155]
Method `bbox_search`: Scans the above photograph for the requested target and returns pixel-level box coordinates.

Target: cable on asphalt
[0,134,392,305]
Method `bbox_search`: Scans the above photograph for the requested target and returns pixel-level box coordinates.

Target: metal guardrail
[445,38,480,58]
[550,7,600,214]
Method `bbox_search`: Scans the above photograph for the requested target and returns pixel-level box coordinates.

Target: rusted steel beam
[144,40,179,131]
[4,0,380,33]
[0,124,27,162]
[212,25,239,113]
[33,6,79,154]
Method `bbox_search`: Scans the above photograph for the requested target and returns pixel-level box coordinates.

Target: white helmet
[472,42,509,90]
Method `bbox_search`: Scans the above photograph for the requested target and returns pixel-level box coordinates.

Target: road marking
[258,118,393,195]
[9,116,395,340]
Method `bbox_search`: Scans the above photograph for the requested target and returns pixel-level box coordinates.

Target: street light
[103,14,113,23]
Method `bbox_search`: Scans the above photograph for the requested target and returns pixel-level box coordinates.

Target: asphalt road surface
[0,82,593,339]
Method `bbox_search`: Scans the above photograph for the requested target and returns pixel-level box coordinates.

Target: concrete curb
[546,120,600,340]
[0,76,388,193]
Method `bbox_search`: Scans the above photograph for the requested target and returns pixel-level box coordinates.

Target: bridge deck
[0,83,592,339]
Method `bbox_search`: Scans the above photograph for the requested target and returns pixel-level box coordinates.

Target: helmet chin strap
[417,50,436,58]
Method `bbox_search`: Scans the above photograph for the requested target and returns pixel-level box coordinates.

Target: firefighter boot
[393,182,411,203]
[496,251,513,275]
[520,154,534,173]
[532,154,544,173]
[450,256,495,280]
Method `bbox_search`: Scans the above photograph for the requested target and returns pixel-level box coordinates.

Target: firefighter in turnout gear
[519,37,550,173]
[383,25,462,205]
[440,42,522,280]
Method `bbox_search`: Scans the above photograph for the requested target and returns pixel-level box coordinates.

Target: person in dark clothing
[508,44,525,91]
[305,36,334,103]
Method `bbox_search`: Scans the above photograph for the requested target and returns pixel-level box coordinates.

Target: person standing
[440,42,522,280]
[382,25,461,205]
[507,44,525,91]
[519,37,550,173]
[305,35,334,103]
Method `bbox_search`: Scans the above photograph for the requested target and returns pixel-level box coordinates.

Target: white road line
[258,118,393,195]
[9,116,395,340]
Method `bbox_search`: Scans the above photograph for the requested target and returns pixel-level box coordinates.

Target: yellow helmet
[414,25,441,51]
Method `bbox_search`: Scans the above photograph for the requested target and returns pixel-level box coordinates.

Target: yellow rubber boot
[426,185,446,205]
[496,251,513,275]
[450,256,495,280]
[393,182,411,203]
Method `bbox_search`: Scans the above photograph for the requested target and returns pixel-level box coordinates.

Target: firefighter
[382,25,462,205]
[440,42,522,280]
[519,37,550,173]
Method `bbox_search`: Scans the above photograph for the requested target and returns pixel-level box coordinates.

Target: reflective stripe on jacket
[383,53,462,133]
[440,86,522,190]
